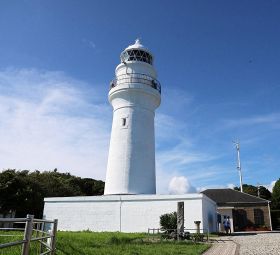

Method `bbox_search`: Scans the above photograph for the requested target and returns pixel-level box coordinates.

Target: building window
[254,209,264,226]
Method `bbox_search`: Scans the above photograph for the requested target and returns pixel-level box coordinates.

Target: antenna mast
[233,141,243,192]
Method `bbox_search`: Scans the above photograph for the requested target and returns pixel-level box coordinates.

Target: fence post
[40,221,45,253]
[21,214,34,255]
[50,219,58,255]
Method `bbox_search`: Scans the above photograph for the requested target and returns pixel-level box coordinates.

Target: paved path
[203,236,238,255]
[231,232,280,255]
[203,232,280,255]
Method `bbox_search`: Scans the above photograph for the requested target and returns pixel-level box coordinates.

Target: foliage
[191,233,205,243]
[0,231,210,255]
[234,184,271,200]
[160,212,177,232]
[272,179,280,209]
[271,210,280,230]
[0,169,104,218]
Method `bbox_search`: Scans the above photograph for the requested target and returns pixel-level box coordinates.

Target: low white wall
[202,196,218,233]
[43,194,216,233]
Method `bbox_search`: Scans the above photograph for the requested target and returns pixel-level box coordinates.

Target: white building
[44,194,217,233]
[43,40,218,233]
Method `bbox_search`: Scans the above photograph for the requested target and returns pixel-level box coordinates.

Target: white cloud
[227,183,235,189]
[168,176,196,194]
[82,38,96,49]
[222,113,280,129]
[0,68,111,180]
[265,180,276,192]
[197,183,236,192]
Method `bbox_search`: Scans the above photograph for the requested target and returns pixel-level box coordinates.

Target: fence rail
[0,214,58,255]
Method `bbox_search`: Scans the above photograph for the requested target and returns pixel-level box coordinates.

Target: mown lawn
[0,231,211,255]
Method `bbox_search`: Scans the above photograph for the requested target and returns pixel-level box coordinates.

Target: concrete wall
[44,194,217,233]
[233,205,271,230]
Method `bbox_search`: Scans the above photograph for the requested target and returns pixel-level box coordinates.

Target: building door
[233,209,247,231]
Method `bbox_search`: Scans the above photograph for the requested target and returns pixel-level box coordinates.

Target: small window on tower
[122,118,126,126]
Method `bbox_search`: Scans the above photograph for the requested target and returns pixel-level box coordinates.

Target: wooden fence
[0,214,58,255]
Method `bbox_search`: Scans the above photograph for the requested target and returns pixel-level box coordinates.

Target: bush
[160,212,177,233]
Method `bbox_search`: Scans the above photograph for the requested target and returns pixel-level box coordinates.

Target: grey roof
[201,189,269,206]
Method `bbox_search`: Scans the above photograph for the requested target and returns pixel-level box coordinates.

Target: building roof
[201,189,269,207]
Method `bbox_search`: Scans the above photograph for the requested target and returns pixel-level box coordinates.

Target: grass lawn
[0,231,211,255]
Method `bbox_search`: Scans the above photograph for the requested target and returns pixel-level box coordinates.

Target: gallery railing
[0,214,58,255]
[109,73,161,94]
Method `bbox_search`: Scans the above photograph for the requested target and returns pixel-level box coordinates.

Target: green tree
[234,184,271,200]
[0,169,105,218]
[272,179,280,209]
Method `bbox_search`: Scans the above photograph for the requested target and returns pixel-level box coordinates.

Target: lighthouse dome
[120,39,153,65]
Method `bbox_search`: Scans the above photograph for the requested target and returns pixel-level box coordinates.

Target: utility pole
[233,141,243,193]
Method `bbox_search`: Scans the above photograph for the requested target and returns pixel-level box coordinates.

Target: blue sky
[0,0,279,193]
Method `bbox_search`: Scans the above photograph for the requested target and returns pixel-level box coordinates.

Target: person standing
[223,216,231,234]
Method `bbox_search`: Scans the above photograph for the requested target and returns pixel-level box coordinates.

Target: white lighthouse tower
[104,39,161,195]
[44,40,218,234]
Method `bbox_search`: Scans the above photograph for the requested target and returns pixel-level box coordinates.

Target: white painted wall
[202,196,218,233]
[43,194,217,233]
[105,84,160,195]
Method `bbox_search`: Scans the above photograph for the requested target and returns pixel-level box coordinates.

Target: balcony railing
[109,73,161,94]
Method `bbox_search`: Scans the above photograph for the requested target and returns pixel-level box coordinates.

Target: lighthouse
[104,39,161,195]
[44,40,218,234]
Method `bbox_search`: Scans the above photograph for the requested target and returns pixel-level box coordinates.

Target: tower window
[122,118,126,126]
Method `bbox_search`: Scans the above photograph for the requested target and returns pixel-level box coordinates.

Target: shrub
[160,212,177,233]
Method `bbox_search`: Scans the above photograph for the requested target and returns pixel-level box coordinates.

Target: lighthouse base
[43,194,217,233]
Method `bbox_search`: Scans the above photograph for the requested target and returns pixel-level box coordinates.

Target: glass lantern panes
[121,49,153,65]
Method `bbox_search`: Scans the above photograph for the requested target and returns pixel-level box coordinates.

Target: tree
[0,169,105,218]
[234,184,271,200]
[272,179,280,209]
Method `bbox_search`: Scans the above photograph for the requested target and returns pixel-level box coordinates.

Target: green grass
[1,231,211,255]
[0,231,41,255]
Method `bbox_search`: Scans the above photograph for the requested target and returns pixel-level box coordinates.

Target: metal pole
[234,141,243,192]
[50,219,58,255]
[21,214,34,255]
